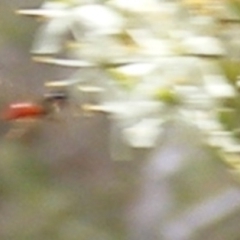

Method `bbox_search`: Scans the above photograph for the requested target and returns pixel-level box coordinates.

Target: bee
[1,92,67,120]
[0,92,68,139]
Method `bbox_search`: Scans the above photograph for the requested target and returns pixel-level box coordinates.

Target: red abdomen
[1,102,46,120]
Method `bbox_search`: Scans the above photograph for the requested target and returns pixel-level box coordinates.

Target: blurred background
[1,1,240,240]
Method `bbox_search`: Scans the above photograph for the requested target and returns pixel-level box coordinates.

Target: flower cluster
[18,0,240,160]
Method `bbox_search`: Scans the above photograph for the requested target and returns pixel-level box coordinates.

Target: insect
[1,102,46,121]
[1,92,68,121]
[0,92,68,139]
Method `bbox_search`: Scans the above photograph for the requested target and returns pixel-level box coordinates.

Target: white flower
[19,0,240,159]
